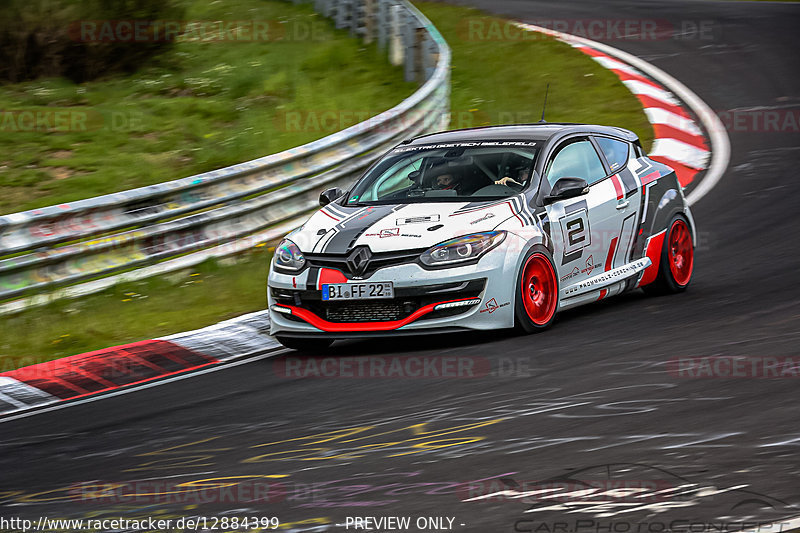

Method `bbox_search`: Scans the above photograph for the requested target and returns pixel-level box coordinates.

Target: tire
[642,214,694,295]
[275,336,334,352]
[514,245,559,333]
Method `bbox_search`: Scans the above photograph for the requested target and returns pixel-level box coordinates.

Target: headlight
[273,239,306,272]
[420,231,506,267]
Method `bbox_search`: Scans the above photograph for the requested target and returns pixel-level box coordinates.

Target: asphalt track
[2,1,799,531]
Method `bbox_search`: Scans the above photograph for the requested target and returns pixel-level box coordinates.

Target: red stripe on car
[605,237,618,271]
[277,298,477,332]
[317,268,348,290]
[638,230,666,287]
[611,175,624,200]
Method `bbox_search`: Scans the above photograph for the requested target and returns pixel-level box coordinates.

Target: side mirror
[544,177,589,204]
[319,187,344,207]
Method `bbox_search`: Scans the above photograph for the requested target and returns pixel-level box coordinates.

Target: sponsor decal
[469,212,496,225]
[560,266,580,282]
[397,214,440,225]
[563,258,649,296]
[391,140,537,153]
[364,228,421,238]
[479,298,510,314]
[581,254,601,275]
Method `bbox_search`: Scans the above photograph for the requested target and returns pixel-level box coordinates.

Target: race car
[267,124,696,351]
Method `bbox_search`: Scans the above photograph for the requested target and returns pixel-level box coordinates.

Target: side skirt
[559,257,651,310]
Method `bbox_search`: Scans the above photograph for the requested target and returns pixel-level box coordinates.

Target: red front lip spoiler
[273,298,479,332]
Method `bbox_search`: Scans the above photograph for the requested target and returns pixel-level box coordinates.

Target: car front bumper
[267,234,526,338]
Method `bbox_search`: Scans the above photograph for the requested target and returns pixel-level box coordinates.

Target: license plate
[322,282,394,301]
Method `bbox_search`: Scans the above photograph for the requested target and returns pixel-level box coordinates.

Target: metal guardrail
[0,0,450,309]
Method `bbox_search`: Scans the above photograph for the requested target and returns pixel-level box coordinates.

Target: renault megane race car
[268,124,696,351]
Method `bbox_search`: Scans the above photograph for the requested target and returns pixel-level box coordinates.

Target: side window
[596,137,631,172]
[545,140,606,186]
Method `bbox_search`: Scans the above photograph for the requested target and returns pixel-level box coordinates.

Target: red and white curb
[515,22,730,206]
[0,310,278,418]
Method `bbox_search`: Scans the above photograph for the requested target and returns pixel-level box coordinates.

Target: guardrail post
[414,26,427,83]
[423,33,436,80]
[389,3,404,67]
[349,0,360,36]
[335,0,347,29]
[403,11,415,81]
[363,0,376,44]
[377,0,389,51]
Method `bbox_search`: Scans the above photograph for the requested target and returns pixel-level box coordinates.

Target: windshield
[344,141,539,205]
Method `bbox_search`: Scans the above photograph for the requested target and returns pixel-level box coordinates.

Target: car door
[593,135,642,270]
[542,137,624,287]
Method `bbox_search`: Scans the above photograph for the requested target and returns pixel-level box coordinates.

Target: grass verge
[0,0,414,214]
[0,2,654,369]
[1,247,273,372]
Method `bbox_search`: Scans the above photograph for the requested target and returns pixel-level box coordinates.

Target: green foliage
[416,2,654,149]
[0,0,187,83]
[0,0,413,213]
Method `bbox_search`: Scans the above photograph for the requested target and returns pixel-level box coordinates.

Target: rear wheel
[275,336,334,352]
[643,215,694,295]
[514,246,558,333]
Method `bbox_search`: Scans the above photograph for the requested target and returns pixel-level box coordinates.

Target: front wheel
[514,246,559,333]
[275,336,334,352]
[643,215,694,295]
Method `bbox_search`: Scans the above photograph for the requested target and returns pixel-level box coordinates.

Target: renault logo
[346,246,372,276]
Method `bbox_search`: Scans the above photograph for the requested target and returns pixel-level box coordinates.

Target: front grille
[271,279,487,324]
[324,302,406,322]
[305,248,426,278]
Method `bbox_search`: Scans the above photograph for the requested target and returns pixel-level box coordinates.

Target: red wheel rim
[521,253,557,325]
[667,219,693,286]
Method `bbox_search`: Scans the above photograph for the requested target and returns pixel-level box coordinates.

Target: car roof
[406,123,639,145]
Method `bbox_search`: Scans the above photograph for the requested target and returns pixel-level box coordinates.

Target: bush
[0,0,186,83]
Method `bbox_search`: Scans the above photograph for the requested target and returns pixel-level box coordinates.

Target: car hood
[288,199,523,254]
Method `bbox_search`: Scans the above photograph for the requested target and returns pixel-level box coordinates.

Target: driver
[432,168,464,193]
[494,166,529,188]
